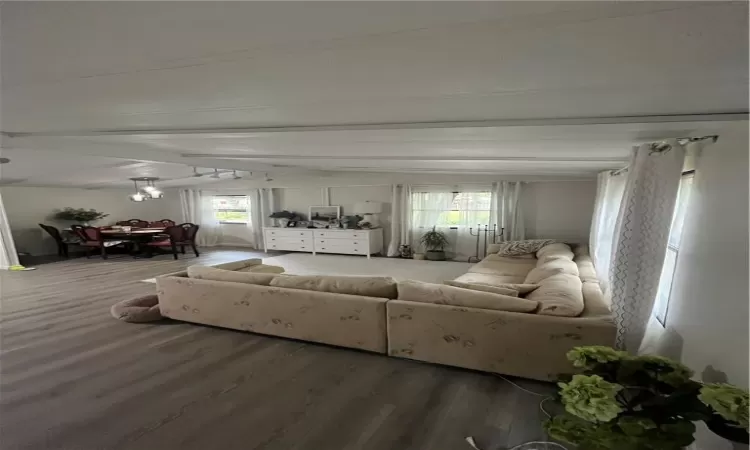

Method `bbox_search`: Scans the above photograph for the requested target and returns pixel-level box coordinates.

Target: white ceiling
[1,1,747,186]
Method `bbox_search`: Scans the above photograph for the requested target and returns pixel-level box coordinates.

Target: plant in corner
[419,226,450,261]
[544,345,749,450]
[53,207,109,225]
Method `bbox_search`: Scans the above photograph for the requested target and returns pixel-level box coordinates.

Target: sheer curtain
[387,184,412,256]
[249,188,275,249]
[610,141,686,351]
[0,191,20,269]
[589,169,628,290]
[411,188,491,261]
[492,181,525,242]
[180,189,221,247]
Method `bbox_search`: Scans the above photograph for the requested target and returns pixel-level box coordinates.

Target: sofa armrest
[387,300,616,381]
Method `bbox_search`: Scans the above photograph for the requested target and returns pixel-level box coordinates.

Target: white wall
[1,186,182,255]
[522,180,596,242]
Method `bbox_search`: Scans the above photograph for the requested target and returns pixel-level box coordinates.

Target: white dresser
[263,227,383,258]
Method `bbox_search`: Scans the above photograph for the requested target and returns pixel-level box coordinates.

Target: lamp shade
[354,201,382,214]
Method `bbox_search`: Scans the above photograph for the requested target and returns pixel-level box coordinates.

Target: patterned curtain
[589,170,628,292]
[610,141,685,351]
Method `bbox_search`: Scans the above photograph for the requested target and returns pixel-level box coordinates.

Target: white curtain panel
[589,169,629,291]
[492,181,526,242]
[179,189,222,247]
[387,184,413,256]
[610,141,686,351]
[0,191,20,269]
[248,188,275,249]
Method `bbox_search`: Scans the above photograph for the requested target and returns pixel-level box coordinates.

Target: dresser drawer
[267,242,311,252]
[314,237,364,247]
[265,229,313,239]
[314,230,367,240]
[267,237,309,246]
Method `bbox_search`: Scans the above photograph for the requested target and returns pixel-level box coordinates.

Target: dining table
[100,228,167,257]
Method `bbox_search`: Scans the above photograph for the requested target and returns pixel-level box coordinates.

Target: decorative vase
[398,244,413,259]
[707,415,749,444]
[425,250,445,261]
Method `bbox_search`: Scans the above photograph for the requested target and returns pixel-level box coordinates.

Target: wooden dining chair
[71,225,127,260]
[147,219,176,227]
[117,219,150,228]
[146,223,200,259]
[39,224,80,258]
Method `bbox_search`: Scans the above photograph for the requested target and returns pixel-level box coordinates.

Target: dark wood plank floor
[0,248,555,450]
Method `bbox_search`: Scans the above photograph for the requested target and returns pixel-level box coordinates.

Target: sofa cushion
[524,259,579,284]
[397,280,538,313]
[443,280,519,297]
[536,243,574,263]
[187,265,278,285]
[212,259,262,271]
[452,273,536,290]
[495,239,558,256]
[270,275,397,299]
[581,281,611,317]
[574,255,599,282]
[237,264,286,274]
[468,254,537,278]
[527,273,584,317]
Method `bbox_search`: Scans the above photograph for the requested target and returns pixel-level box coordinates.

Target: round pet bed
[111,294,163,323]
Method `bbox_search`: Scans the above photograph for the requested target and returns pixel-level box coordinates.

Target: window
[212,195,249,224]
[653,172,694,325]
[411,191,491,229]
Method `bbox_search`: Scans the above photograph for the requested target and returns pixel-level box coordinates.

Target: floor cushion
[270,274,397,299]
[397,280,538,313]
[111,294,162,323]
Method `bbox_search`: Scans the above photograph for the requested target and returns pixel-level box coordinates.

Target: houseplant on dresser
[544,346,749,450]
[419,226,450,261]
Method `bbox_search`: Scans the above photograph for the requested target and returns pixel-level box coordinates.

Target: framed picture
[309,206,341,222]
[286,221,298,228]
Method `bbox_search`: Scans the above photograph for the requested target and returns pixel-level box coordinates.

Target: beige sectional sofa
[156,245,616,381]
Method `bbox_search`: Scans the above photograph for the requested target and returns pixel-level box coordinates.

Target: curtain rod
[663,135,718,145]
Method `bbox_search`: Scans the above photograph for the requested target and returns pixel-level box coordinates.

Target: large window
[411,191,491,229]
[653,172,694,325]
[212,195,249,224]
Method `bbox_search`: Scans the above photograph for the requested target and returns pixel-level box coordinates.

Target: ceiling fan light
[130,192,146,202]
[148,189,164,199]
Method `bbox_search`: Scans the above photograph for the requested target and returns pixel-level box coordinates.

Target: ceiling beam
[181,154,628,163]
[4,113,747,137]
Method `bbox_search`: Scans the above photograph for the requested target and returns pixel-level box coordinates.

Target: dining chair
[71,225,127,260]
[148,219,176,227]
[146,223,200,260]
[117,219,150,228]
[39,224,80,258]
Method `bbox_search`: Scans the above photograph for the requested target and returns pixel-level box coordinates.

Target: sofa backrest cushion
[524,258,579,284]
[443,280,519,297]
[581,281,612,317]
[467,254,537,278]
[397,280,538,313]
[187,265,278,285]
[270,275,397,299]
[526,273,584,317]
[452,273,541,294]
[495,239,558,256]
[574,255,599,283]
[536,243,574,263]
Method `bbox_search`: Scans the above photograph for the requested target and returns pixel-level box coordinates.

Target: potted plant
[53,207,109,226]
[419,226,450,261]
[544,346,749,450]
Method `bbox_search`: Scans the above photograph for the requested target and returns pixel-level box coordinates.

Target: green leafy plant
[54,207,109,223]
[544,346,749,449]
[419,226,450,252]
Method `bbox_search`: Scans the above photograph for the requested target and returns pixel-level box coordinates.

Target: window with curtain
[653,172,694,325]
[411,190,491,259]
[212,195,249,224]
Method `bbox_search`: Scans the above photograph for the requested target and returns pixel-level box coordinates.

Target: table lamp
[354,201,383,228]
